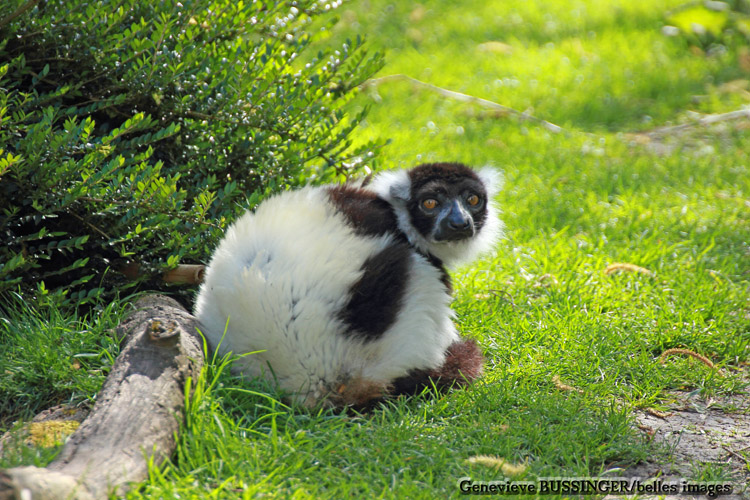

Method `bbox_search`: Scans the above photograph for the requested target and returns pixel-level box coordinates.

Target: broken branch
[361,74,564,134]
[0,295,205,499]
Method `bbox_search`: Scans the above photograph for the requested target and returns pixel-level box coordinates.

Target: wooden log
[0,295,205,500]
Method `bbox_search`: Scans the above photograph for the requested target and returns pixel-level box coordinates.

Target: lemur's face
[406,165,489,243]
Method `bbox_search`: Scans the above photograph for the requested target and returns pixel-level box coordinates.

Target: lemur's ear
[477,167,502,196]
[389,182,410,202]
[369,169,410,203]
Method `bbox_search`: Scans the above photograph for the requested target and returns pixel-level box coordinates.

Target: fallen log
[0,295,205,500]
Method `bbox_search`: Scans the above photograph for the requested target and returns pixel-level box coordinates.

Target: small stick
[361,74,564,134]
[658,348,717,370]
[645,408,671,419]
[604,262,654,277]
[644,108,750,137]
[552,375,584,393]
[117,263,206,285]
[721,444,749,464]
[163,264,206,285]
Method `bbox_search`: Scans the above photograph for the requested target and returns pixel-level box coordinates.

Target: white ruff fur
[194,186,465,407]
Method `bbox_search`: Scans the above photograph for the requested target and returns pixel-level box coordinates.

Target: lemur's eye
[422,199,438,210]
[467,194,480,206]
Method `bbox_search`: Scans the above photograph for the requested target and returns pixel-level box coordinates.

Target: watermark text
[457,477,735,497]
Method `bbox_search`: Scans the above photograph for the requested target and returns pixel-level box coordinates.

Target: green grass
[0,294,122,429]
[123,352,648,498]
[2,0,749,497]
[0,293,123,469]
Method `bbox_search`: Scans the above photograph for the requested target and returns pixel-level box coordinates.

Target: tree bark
[0,295,205,500]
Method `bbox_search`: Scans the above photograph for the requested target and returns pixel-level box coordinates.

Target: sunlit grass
[0,295,123,432]
[341,0,742,131]
[131,0,749,494]
[2,0,749,497]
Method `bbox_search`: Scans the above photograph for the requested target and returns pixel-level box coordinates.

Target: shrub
[0,0,383,305]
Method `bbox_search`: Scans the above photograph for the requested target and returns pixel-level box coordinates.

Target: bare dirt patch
[612,390,750,500]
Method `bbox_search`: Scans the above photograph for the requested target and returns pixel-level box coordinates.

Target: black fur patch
[326,184,400,238]
[405,198,436,239]
[390,367,435,396]
[424,253,452,293]
[408,162,483,193]
[328,175,472,341]
[337,243,411,341]
[406,163,489,239]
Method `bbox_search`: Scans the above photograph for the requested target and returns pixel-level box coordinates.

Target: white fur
[194,186,461,407]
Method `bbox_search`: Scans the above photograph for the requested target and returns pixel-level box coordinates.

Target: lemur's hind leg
[390,339,484,396]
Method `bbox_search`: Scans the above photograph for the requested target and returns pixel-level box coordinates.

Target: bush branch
[0,0,40,30]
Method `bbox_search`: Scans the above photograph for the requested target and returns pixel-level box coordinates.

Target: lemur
[194,162,501,409]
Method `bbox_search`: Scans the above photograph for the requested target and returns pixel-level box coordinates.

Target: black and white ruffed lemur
[194,162,502,409]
